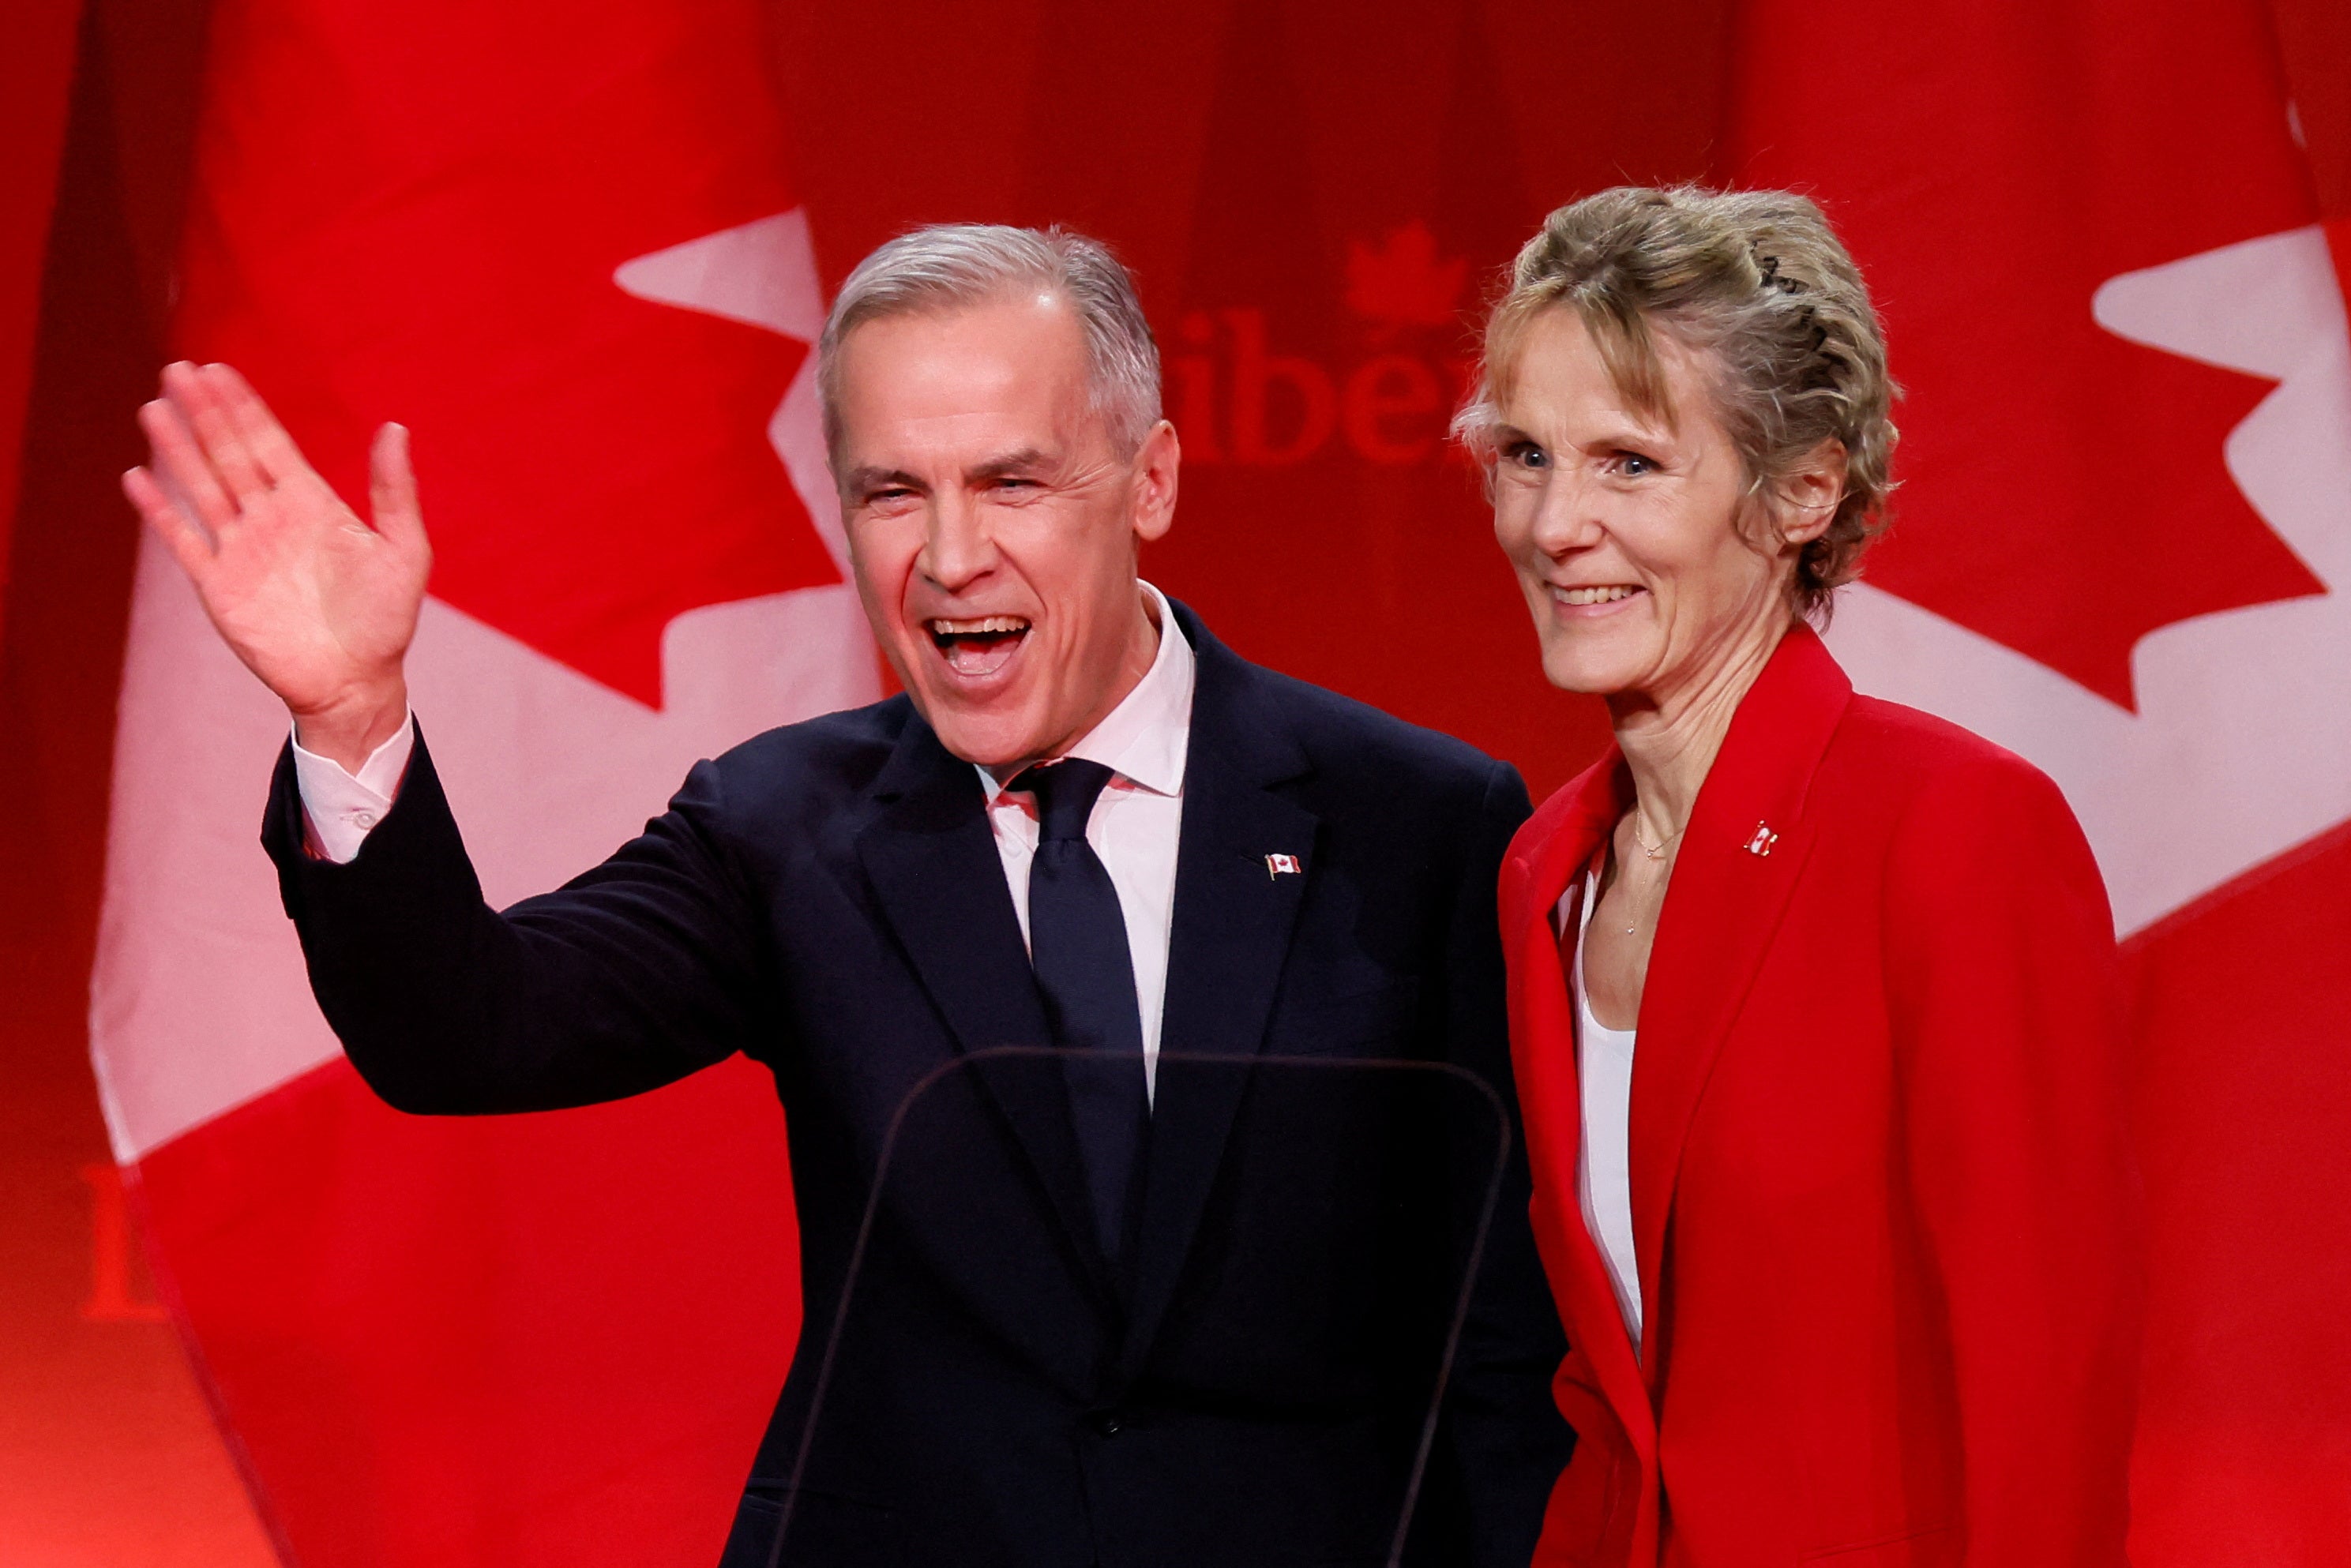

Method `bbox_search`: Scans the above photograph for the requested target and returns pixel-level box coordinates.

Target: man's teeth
[1557,585,1639,606]
[927,615,1028,677]
[928,616,1029,636]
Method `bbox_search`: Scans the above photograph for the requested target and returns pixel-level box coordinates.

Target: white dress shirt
[975,583,1192,1101]
[1566,865,1642,1351]
[291,581,1196,1101]
[291,709,417,864]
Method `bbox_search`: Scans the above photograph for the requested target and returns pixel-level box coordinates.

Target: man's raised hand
[123,362,430,771]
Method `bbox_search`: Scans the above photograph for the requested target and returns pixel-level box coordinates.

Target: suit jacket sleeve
[1434,759,1575,1568]
[261,726,773,1114]
[1883,754,2141,1565]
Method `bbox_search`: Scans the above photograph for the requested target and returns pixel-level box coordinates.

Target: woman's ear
[1776,439,1848,546]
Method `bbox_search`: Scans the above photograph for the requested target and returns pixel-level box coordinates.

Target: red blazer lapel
[1628,626,1853,1389]
[1500,749,1658,1453]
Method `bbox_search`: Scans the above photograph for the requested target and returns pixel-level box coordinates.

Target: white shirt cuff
[291,712,415,865]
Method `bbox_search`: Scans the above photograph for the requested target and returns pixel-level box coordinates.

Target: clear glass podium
[756,1046,1512,1568]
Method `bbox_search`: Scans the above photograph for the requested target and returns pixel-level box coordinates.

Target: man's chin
[911,692,1049,771]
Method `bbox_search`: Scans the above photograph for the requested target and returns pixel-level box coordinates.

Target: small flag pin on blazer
[1744,821,1779,857]
[1265,853,1302,879]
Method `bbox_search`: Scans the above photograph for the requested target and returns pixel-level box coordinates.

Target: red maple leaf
[1858,312,2317,709]
[1731,0,2326,709]
[1345,220,1470,329]
[176,0,836,708]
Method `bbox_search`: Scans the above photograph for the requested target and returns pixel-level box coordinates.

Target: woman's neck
[1607,616,1791,842]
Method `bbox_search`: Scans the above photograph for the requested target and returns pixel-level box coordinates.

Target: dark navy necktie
[1014,758,1150,1263]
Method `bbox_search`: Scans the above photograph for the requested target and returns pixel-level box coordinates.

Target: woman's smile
[1550,583,1648,615]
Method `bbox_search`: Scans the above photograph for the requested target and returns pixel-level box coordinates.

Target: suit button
[1092,1413,1122,1437]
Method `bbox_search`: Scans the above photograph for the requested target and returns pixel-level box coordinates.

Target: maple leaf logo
[1827,224,2351,937]
[90,209,879,1161]
[1344,221,1468,329]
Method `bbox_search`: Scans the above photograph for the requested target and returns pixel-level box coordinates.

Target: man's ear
[1775,438,1847,547]
[1130,419,1181,544]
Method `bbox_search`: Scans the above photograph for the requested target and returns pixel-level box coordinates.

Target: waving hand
[123,362,429,770]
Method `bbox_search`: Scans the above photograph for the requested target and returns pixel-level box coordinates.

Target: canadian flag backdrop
[1731,2,2351,1559]
[92,0,876,1562]
[2,0,2347,1564]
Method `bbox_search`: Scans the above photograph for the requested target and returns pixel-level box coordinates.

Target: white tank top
[1568,865,1643,1351]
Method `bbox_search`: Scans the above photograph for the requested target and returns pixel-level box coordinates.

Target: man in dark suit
[125,224,1570,1567]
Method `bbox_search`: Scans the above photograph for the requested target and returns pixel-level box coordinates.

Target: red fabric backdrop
[3,1,2348,1563]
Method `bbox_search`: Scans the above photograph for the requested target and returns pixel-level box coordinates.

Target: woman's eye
[1616,452,1658,477]
[1504,441,1549,470]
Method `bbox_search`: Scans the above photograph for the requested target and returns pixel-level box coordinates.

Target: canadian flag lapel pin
[1265,853,1302,880]
[1743,821,1779,857]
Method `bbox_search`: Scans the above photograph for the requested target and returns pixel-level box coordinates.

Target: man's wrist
[291,680,410,773]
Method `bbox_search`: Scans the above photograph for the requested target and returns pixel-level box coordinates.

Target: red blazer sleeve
[1882,751,2142,1565]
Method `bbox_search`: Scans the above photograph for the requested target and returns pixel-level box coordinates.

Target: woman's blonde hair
[1455,186,1898,619]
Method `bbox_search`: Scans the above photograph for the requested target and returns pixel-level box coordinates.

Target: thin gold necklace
[1611,817,1684,936]
[1631,818,1686,861]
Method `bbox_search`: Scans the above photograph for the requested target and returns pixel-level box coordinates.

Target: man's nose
[918,493,997,593]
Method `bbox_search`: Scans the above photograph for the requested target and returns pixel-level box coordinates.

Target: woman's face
[1489,308,1818,706]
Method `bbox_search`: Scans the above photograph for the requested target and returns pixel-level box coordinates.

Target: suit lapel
[1628,626,1850,1390]
[853,710,1111,1300]
[1117,613,1317,1371]
[1500,752,1658,1454]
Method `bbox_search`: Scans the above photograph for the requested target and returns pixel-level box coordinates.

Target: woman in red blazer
[1455,186,2140,1566]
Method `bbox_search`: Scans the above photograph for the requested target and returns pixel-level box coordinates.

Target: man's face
[832,291,1179,770]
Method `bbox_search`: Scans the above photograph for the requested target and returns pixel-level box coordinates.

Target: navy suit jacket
[263,602,1570,1568]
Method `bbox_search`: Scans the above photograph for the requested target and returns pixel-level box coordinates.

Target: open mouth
[926,615,1031,677]
[1553,584,1644,609]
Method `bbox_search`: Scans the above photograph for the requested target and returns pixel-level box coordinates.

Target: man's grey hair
[818,223,1163,467]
